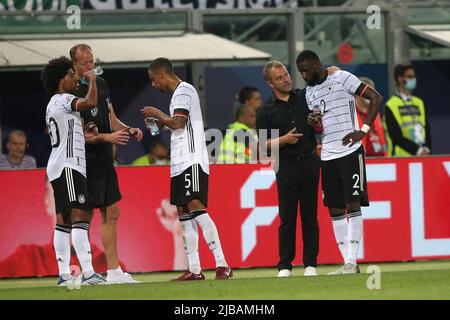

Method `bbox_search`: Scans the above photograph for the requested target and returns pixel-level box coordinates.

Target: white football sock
[71,222,95,278]
[180,218,201,274]
[54,225,71,278]
[331,215,350,265]
[193,211,228,268]
[347,211,363,265]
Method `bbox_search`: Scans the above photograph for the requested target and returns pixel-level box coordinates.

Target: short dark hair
[40,56,73,94]
[149,57,174,74]
[235,105,253,121]
[69,44,92,62]
[394,63,415,84]
[296,50,320,65]
[238,87,259,104]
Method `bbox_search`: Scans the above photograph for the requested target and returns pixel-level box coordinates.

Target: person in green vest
[384,64,432,156]
[218,105,257,164]
[132,139,170,166]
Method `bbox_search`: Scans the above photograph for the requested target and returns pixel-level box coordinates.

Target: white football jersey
[169,82,210,177]
[46,93,86,181]
[305,70,362,161]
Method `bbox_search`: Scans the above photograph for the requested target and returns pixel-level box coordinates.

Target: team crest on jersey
[78,194,86,204]
[91,107,98,117]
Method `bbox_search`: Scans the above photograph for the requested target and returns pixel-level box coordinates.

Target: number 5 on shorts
[185,173,191,189]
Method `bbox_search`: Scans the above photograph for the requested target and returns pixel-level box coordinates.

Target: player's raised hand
[141,106,159,118]
[108,128,130,146]
[342,130,366,147]
[128,127,143,142]
[284,128,303,144]
[327,65,341,75]
[83,70,96,82]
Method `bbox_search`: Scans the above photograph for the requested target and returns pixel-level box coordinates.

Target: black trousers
[275,154,320,270]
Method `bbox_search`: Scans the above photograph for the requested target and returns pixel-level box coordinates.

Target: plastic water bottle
[313,106,323,134]
[145,117,160,136]
[81,66,103,84]
[92,66,103,76]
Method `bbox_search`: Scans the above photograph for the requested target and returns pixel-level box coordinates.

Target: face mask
[404,78,417,91]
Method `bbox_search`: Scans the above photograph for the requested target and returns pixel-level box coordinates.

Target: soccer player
[141,57,232,280]
[70,44,143,283]
[41,56,106,285]
[296,50,382,274]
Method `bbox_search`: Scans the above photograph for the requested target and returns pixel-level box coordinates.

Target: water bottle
[145,117,160,136]
[313,106,323,134]
[82,66,103,84]
[93,66,103,76]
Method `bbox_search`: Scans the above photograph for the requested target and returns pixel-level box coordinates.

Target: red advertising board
[0,156,449,278]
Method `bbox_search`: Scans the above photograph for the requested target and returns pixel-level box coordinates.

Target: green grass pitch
[0,260,449,300]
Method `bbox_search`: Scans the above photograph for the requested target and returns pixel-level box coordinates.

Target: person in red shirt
[355,77,387,157]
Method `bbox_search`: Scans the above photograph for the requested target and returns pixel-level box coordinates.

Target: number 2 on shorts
[352,173,360,189]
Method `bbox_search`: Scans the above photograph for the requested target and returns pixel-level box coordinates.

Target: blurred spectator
[238,86,263,110]
[355,77,387,157]
[132,139,170,166]
[0,130,36,170]
[384,64,432,156]
[218,105,257,163]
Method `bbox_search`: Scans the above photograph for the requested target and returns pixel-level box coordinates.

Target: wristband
[361,124,371,134]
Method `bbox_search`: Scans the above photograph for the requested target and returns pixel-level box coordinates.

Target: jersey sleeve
[171,87,193,113]
[340,71,362,95]
[60,93,77,112]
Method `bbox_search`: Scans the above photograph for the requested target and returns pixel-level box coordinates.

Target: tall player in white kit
[296,50,383,274]
[41,57,106,285]
[141,58,232,281]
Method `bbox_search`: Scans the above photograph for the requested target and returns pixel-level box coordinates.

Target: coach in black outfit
[70,44,143,283]
[257,61,320,277]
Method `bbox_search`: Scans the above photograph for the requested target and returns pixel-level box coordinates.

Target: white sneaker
[304,266,318,276]
[342,263,360,274]
[327,265,345,275]
[81,273,107,285]
[106,271,140,284]
[327,263,360,275]
[277,269,292,277]
[57,275,81,288]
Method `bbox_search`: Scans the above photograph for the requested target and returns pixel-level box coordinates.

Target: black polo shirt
[256,88,316,160]
[77,77,114,168]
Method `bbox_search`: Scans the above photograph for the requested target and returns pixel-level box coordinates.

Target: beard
[306,71,321,86]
